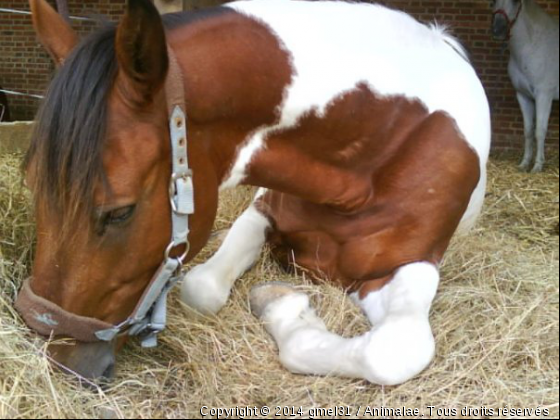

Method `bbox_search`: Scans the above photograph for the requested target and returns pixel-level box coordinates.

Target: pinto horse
[17,0,490,385]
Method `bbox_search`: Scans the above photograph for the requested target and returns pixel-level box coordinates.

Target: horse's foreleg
[532,93,554,173]
[250,262,439,385]
[516,92,536,171]
[180,190,270,315]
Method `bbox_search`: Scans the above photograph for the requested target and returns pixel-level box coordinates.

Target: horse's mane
[429,22,470,63]
[24,24,118,239]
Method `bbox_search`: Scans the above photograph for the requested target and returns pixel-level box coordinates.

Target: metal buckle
[95,318,134,342]
[169,171,193,215]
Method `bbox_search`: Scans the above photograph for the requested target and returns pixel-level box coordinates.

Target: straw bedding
[0,151,558,419]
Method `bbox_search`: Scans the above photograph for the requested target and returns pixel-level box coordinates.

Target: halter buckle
[169,171,194,216]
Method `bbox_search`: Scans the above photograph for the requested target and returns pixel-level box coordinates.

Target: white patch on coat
[222,1,491,226]
[180,200,270,315]
[259,262,440,385]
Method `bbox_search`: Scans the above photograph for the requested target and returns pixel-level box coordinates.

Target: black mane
[25,24,118,236]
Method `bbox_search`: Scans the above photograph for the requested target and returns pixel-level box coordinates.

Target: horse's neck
[510,1,558,68]
[509,5,536,60]
[166,9,453,204]
[167,11,293,187]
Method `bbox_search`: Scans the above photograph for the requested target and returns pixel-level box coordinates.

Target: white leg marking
[516,92,536,171]
[180,198,270,315]
[258,263,440,385]
[457,168,487,234]
[532,93,554,173]
[354,263,439,385]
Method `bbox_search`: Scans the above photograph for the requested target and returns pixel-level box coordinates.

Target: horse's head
[18,0,218,381]
[491,0,523,41]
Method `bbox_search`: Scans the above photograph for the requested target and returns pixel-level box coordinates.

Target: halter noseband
[14,47,194,349]
[493,2,523,41]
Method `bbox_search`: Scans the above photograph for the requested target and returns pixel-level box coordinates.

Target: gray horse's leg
[516,92,536,171]
[532,93,554,173]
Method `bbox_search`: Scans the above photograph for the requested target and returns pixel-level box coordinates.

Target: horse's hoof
[250,282,298,318]
[530,164,544,174]
[518,162,532,172]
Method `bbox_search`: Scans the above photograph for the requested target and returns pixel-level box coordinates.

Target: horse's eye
[105,205,136,226]
[95,205,136,235]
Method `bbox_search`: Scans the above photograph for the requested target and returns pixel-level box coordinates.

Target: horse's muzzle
[49,340,117,383]
[492,14,510,41]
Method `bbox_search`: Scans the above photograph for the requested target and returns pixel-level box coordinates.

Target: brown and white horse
[19,0,490,384]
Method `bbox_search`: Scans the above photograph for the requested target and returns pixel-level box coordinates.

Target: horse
[491,0,560,173]
[16,0,490,385]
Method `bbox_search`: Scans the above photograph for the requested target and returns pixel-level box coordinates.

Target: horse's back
[229,0,490,160]
[229,0,490,230]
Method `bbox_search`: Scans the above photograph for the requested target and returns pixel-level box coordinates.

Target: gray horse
[492,0,559,173]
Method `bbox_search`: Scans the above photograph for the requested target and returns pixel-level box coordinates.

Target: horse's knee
[180,264,231,315]
[361,317,435,386]
[277,326,332,375]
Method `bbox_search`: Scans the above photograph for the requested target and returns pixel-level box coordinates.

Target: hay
[0,122,33,154]
[0,151,558,419]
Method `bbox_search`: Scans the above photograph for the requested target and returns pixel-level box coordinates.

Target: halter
[493,2,523,41]
[14,47,194,349]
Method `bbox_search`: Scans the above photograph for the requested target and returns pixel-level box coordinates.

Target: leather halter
[15,47,194,349]
[493,2,523,41]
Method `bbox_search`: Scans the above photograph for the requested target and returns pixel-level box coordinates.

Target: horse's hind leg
[180,189,270,315]
[532,92,554,173]
[517,92,536,171]
[250,262,439,385]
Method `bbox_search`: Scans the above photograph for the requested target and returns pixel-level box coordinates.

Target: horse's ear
[116,0,169,106]
[29,0,79,66]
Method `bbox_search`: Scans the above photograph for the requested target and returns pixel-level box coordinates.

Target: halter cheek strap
[14,46,194,348]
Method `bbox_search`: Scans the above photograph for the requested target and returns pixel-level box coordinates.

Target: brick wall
[0,0,128,120]
[0,0,226,120]
[1,0,558,151]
